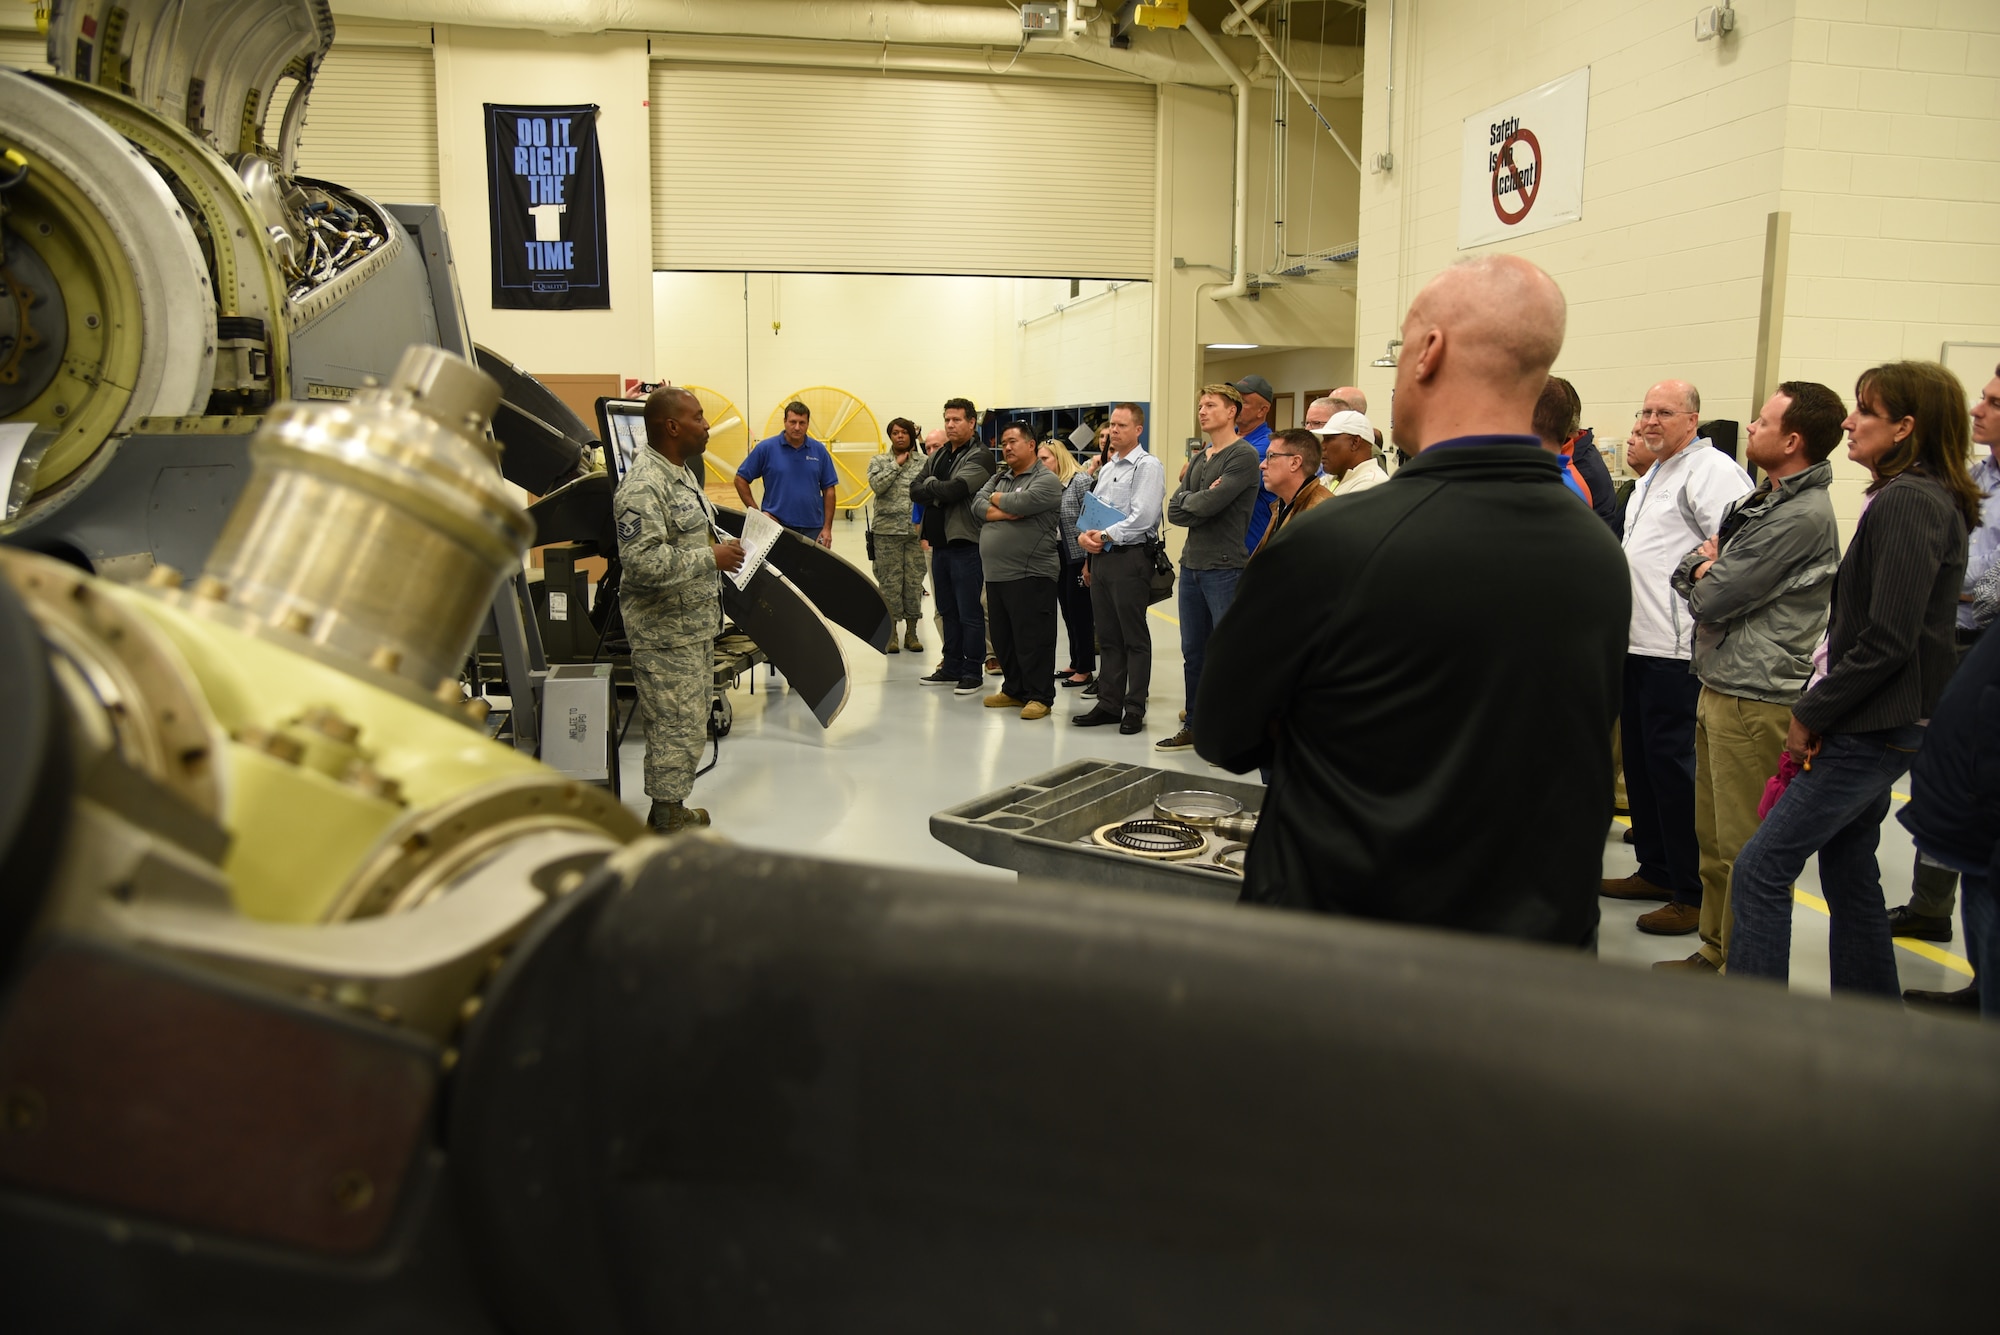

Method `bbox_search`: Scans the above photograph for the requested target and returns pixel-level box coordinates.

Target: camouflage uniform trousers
[632,642,712,802]
[871,532,926,623]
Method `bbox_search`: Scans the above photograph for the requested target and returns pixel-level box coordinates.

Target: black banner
[484,103,609,310]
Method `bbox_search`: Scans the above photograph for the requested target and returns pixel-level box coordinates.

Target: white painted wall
[1354,0,2000,539]
[1780,0,2000,528]
[651,272,1155,449]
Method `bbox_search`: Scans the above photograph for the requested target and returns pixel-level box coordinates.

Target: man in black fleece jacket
[1194,256,1629,947]
[910,398,997,693]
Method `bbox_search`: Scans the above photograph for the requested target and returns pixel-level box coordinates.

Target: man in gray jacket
[911,398,998,694]
[1653,381,1845,968]
[973,421,1063,720]
[1159,383,1262,751]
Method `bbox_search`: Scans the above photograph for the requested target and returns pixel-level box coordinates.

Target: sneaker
[1155,728,1193,751]
[984,692,1023,708]
[1083,681,1099,697]
[1637,901,1701,936]
[1652,953,1719,973]
[985,656,1003,676]
[920,666,956,684]
[1600,874,1673,901]
[1886,905,1953,942]
[1020,701,1050,721]
[955,677,982,694]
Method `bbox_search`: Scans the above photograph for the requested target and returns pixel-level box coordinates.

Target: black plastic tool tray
[930,759,1265,900]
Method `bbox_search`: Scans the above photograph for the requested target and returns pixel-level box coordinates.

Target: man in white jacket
[1601,381,1752,937]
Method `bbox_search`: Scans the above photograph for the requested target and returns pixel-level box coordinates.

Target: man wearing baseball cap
[1232,374,1279,552]
[1311,409,1388,496]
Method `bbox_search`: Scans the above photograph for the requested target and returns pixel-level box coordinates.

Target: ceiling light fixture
[1370,339,1403,368]
[1206,343,1258,350]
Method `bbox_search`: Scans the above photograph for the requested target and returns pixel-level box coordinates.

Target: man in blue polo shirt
[735,399,839,546]
[1233,374,1278,552]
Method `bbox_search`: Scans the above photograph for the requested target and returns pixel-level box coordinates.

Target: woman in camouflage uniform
[869,417,928,653]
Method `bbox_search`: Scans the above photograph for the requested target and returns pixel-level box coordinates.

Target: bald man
[1601,380,1752,935]
[1195,255,1629,946]
[1333,386,1368,414]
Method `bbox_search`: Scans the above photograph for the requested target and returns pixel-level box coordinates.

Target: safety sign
[1458,68,1590,249]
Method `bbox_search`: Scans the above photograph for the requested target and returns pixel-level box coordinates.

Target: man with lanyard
[1074,402,1165,735]
[615,387,745,834]
[1233,374,1279,553]
[1601,380,1753,936]
[735,399,838,547]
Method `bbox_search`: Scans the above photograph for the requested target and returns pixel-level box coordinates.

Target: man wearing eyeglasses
[1248,428,1331,559]
[1601,381,1753,937]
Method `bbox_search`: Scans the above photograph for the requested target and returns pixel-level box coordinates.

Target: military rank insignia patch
[616,509,641,543]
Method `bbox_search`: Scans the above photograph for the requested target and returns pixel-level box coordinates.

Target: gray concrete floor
[616,517,1977,1004]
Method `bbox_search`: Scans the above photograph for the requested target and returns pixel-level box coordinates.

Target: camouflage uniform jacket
[615,446,722,650]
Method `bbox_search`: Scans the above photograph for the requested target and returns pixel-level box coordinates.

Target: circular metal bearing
[0,70,215,492]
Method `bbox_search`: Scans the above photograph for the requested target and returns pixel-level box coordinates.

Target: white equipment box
[542,663,615,784]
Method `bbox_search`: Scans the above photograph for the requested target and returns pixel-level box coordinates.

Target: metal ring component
[0,546,221,820]
[1212,842,1249,875]
[1153,789,1243,827]
[1092,818,1207,859]
[0,70,216,492]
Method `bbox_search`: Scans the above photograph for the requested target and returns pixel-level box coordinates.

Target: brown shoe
[903,627,923,653]
[646,799,711,834]
[1019,701,1050,720]
[1653,952,1719,973]
[1637,901,1701,936]
[1600,873,1673,901]
[985,656,1003,675]
[983,692,1023,708]
[1155,728,1193,751]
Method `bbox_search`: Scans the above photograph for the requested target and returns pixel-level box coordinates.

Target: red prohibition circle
[1491,127,1542,225]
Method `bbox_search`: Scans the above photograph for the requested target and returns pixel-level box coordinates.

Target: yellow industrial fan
[762,386,884,514]
[683,385,750,502]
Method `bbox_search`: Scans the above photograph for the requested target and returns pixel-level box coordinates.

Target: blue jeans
[1727,725,1922,998]
[931,543,985,679]
[1179,566,1241,728]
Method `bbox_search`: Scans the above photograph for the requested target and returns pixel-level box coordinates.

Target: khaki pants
[1693,687,1792,969]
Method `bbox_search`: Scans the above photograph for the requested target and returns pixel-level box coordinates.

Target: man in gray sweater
[973,421,1064,720]
[1159,383,1262,751]
[1653,381,1844,963]
[911,398,997,694]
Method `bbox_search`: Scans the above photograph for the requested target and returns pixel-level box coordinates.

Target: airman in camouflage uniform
[614,387,745,833]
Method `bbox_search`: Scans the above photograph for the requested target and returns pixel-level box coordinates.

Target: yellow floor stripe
[1149,607,1179,626]
[1791,887,1974,977]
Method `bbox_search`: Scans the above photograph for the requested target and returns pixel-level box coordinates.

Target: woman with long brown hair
[1726,360,1980,997]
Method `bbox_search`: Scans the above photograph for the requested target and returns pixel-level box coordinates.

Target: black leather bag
[1146,539,1175,605]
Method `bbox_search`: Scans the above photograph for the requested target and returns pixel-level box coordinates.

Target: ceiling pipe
[1184,15,1250,304]
[1227,0,1362,171]
[333,0,1023,42]
[1218,0,1275,38]
[328,0,1362,89]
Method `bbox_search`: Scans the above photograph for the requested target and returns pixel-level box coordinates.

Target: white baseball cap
[1310,409,1374,440]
